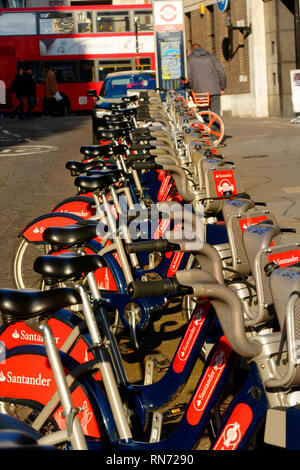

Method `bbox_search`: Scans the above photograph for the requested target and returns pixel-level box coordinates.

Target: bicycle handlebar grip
[128,278,183,298]
[280,227,297,233]
[126,239,180,254]
[126,154,152,164]
[131,161,163,170]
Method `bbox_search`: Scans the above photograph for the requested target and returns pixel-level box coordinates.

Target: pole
[295,0,300,68]
[135,17,140,70]
[291,0,300,122]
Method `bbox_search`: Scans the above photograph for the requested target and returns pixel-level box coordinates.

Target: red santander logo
[186,336,232,426]
[212,403,253,450]
[173,302,210,374]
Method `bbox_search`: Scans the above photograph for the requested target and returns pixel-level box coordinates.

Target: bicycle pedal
[149,412,163,443]
[144,359,155,385]
[163,403,186,422]
[153,355,171,372]
[119,341,136,355]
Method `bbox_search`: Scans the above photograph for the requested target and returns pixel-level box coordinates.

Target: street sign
[153,0,186,92]
[153,1,184,32]
[217,0,229,13]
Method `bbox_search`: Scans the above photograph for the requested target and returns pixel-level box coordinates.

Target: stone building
[184,0,300,118]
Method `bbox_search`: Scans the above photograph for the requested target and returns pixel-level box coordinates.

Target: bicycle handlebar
[130,161,163,171]
[128,278,189,298]
[126,239,180,254]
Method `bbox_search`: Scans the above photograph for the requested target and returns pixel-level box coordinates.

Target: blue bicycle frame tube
[210,362,268,450]
[129,301,214,427]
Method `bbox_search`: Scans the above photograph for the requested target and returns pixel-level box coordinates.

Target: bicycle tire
[13,238,50,290]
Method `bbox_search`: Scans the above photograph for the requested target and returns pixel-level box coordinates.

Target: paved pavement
[0,112,299,448]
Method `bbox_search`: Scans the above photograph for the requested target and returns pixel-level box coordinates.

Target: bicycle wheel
[13,238,50,289]
[0,348,110,447]
[196,111,224,146]
[0,400,59,439]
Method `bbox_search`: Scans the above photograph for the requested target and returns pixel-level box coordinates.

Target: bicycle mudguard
[0,309,101,380]
[0,345,118,443]
[51,196,96,220]
[85,239,126,293]
[19,212,84,243]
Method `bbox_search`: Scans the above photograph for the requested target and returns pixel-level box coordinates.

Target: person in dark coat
[23,66,37,118]
[187,43,226,116]
[10,67,26,119]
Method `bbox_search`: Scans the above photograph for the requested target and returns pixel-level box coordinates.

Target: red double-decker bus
[0,4,154,114]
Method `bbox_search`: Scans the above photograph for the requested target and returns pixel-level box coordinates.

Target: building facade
[184,0,299,118]
[1,0,298,118]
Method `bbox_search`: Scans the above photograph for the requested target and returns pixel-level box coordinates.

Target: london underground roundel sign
[217,0,229,13]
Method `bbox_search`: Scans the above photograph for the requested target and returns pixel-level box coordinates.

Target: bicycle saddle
[87,168,125,179]
[80,144,115,157]
[0,287,81,323]
[97,129,129,139]
[111,144,128,156]
[74,173,119,193]
[99,113,127,122]
[109,102,127,110]
[122,95,138,103]
[111,108,136,117]
[66,160,105,175]
[34,253,106,283]
[98,120,131,130]
[43,223,98,248]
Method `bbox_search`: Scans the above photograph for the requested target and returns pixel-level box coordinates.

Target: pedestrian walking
[187,43,226,116]
[41,63,65,116]
[10,67,26,119]
[23,66,37,119]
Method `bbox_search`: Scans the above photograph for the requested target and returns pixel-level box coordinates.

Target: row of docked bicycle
[0,87,299,450]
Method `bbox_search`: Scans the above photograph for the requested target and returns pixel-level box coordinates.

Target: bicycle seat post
[108,183,139,269]
[99,190,134,285]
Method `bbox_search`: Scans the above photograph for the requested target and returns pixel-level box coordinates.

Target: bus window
[39,12,75,35]
[43,61,77,84]
[76,11,93,33]
[98,60,133,82]
[0,12,36,35]
[96,11,130,33]
[79,60,94,83]
[134,10,153,32]
[138,58,152,71]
